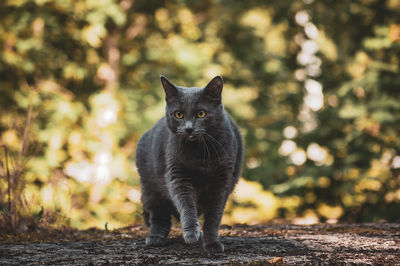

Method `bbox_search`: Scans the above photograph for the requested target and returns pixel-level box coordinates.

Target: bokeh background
[0,0,400,230]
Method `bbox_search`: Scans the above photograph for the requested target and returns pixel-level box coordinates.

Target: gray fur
[136,76,243,253]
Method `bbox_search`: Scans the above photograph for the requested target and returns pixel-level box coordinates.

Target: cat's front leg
[166,172,201,244]
[202,178,230,253]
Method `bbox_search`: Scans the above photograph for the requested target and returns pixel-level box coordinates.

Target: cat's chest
[184,166,216,188]
[179,160,215,175]
[177,142,225,163]
[167,138,229,172]
[176,153,223,173]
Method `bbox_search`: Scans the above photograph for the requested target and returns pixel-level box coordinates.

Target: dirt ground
[0,223,399,265]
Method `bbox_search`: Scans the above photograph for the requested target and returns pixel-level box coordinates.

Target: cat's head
[161,75,224,141]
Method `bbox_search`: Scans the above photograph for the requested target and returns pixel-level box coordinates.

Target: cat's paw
[183,227,202,244]
[203,241,224,253]
[145,235,168,246]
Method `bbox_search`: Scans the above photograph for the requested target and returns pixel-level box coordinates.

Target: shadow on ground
[0,223,399,265]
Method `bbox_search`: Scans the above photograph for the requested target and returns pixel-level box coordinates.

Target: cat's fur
[136,76,243,252]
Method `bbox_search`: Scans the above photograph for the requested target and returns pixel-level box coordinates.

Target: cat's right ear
[203,76,223,100]
[160,75,179,101]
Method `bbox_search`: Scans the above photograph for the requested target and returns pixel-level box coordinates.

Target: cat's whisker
[209,128,231,134]
[205,133,227,157]
[201,136,212,167]
[203,134,223,163]
[199,136,207,164]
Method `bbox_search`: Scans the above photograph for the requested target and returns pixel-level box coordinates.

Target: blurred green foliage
[0,0,399,229]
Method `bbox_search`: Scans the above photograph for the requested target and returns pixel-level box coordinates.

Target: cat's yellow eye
[197,110,207,118]
[175,111,184,119]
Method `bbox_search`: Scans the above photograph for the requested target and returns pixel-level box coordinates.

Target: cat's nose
[185,127,194,134]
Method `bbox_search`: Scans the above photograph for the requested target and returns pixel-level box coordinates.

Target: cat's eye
[197,110,207,118]
[174,111,184,119]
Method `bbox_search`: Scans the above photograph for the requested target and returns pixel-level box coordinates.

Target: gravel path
[0,223,399,265]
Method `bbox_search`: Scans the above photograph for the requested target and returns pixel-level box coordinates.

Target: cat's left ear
[160,75,179,101]
[203,76,223,99]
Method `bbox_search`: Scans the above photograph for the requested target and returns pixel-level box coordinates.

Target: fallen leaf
[268,257,284,264]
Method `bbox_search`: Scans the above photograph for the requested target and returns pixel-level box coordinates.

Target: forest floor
[0,222,399,265]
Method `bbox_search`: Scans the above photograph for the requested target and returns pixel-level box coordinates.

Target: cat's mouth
[186,134,198,141]
[177,130,203,141]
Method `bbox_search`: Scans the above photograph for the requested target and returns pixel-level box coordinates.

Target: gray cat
[136,75,243,253]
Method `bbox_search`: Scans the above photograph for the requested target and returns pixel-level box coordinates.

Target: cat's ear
[203,76,223,99]
[160,75,179,101]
